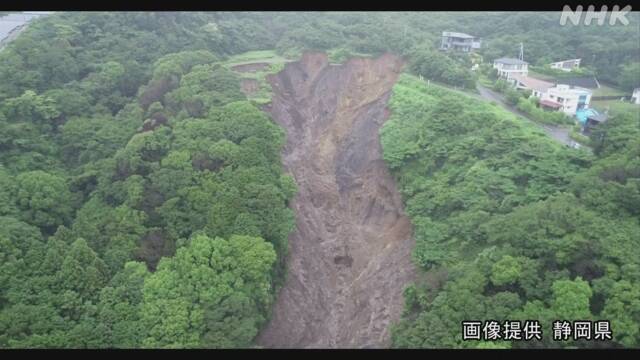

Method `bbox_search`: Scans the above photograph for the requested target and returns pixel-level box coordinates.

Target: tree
[97,261,150,348]
[141,234,276,348]
[601,280,640,347]
[617,62,640,91]
[551,277,593,320]
[490,255,522,286]
[14,170,73,231]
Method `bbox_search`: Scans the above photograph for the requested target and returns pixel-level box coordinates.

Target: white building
[539,84,592,116]
[550,59,581,72]
[493,58,529,81]
[632,88,640,105]
[440,31,481,52]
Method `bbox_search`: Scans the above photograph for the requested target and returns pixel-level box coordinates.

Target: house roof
[551,58,581,64]
[576,108,599,124]
[494,57,528,65]
[539,99,563,109]
[442,31,475,39]
[587,113,608,123]
[512,75,554,92]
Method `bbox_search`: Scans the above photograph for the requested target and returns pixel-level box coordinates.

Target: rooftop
[552,84,592,95]
[494,57,528,65]
[512,74,554,92]
[588,113,608,123]
[577,108,607,124]
[539,99,563,109]
[442,31,475,39]
[551,58,581,64]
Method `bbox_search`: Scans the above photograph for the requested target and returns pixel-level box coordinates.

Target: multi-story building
[440,31,481,52]
[493,58,529,81]
[549,58,581,72]
[539,84,592,116]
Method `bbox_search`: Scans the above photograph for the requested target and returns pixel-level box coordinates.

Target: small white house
[539,84,592,116]
[493,58,528,81]
[550,59,581,72]
[632,88,640,105]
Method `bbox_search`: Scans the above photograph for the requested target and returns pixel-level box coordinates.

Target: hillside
[0,11,638,349]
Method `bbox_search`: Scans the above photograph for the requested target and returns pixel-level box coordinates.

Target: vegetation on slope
[381,74,640,348]
[0,12,295,348]
[1,11,638,349]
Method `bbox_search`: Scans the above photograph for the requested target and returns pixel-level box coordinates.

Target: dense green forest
[381,75,640,348]
[0,11,638,348]
[0,12,295,348]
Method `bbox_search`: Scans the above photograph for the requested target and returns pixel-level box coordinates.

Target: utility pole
[519,42,524,62]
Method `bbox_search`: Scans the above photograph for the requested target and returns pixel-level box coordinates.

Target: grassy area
[421,77,480,97]
[477,73,494,87]
[591,99,640,113]
[327,47,374,64]
[569,126,591,146]
[528,70,627,98]
[593,83,627,97]
[224,50,291,67]
[400,73,559,149]
[224,50,292,105]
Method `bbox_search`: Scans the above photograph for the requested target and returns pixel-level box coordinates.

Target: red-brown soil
[231,62,270,73]
[240,78,259,96]
[257,52,416,348]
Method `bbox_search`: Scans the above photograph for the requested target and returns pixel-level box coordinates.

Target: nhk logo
[560,5,632,26]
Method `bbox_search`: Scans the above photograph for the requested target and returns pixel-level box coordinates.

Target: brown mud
[231,62,270,73]
[257,52,416,348]
[240,78,259,97]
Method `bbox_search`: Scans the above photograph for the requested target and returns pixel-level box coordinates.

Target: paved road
[0,12,53,51]
[476,84,580,148]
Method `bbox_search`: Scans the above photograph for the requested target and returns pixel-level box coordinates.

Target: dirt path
[257,52,416,348]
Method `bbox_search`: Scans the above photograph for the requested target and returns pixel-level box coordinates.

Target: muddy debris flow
[257,53,416,348]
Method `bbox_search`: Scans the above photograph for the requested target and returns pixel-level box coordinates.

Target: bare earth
[257,52,416,348]
[240,78,259,97]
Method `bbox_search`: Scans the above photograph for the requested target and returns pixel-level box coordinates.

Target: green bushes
[382,74,640,348]
[516,97,574,126]
[408,46,477,89]
[0,12,295,348]
[492,80,574,126]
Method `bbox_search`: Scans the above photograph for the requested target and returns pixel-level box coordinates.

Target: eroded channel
[257,52,416,348]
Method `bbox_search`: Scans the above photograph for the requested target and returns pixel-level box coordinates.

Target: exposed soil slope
[231,62,270,73]
[257,52,416,348]
[240,78,259,97]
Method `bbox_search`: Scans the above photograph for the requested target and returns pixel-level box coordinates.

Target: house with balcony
[539,84,592,116]
[493,58,529,81]
[440,31,481,52]
[550,58,581,72]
